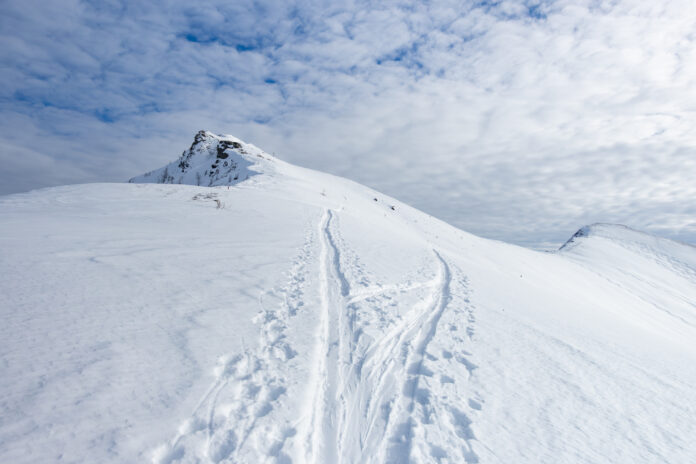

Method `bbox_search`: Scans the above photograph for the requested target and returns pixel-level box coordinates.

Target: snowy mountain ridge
[1,131,695,464]
[561,222,696,253]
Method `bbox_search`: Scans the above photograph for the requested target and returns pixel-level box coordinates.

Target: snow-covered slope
[1,132,695,464]
[560,224,696,332]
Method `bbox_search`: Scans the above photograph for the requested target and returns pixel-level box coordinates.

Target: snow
[1,132,695,463]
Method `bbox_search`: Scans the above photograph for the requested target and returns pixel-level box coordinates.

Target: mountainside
[1,132,695,464]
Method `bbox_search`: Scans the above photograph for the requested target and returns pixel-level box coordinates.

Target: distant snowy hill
[1,132,695,464]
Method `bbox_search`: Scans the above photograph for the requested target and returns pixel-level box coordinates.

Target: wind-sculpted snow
[2,133,696,463]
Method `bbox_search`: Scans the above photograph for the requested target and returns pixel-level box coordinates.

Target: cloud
[1,0,695,248]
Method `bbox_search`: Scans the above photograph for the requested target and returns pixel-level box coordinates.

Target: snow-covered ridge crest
[559,223,633,251]
[560,222,696,253]
[129,130,274,187]
[559,222,696,284]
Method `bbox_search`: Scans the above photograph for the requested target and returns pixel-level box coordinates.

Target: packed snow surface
[1,132,695,463]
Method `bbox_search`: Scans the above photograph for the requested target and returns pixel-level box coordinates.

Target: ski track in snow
[152,207,480,463]
[302,208,344,463]
[302,209,480,464]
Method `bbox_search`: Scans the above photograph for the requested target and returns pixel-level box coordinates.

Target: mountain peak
[130,130,273,187]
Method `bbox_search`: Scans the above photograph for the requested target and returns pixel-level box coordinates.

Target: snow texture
[1,132,695,463]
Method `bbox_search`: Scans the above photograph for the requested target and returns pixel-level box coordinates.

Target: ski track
[303,209,480,464]
[381,251,453,462]
[302,209,344,463]
[152,208,480,463]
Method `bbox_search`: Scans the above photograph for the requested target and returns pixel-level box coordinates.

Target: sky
[1,0,695,249]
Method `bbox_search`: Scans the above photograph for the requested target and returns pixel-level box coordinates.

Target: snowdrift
[1,132,695,463]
